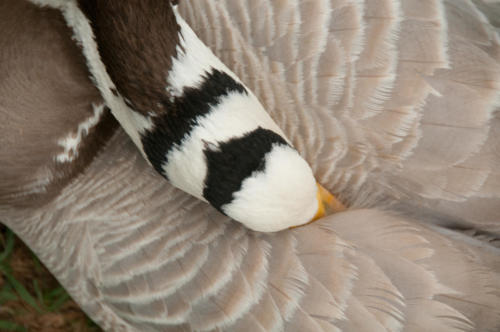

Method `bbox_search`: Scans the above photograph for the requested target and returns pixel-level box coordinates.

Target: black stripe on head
[141,69,247,178]
[203,127,289,212]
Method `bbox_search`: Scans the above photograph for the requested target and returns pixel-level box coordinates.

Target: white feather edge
[55,103,106,163]
[29,0,152,156]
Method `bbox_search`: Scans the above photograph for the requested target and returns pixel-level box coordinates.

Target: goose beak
[311,183,346,221]
[290,183,346,229]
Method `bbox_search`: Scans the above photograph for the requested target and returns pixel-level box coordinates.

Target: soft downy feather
[1,0,500,331]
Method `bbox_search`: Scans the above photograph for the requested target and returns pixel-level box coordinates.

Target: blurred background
[0,225,102,332]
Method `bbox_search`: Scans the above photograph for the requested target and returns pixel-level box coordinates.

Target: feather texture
[179,0,500,239]
[1,0,500,331]
[3,136,500,331]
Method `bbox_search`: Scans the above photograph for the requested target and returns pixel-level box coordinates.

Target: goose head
[35,0,343,232]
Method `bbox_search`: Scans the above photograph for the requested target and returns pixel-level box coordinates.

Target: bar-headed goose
[25,0,345,233]
[1,0,500,331]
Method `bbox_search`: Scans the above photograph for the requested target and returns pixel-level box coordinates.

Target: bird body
[1,0,500,331]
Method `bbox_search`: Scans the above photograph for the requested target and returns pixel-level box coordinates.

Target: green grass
[0,226,102,332]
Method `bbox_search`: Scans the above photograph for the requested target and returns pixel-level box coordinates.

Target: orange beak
[311,183,345,221]
[291,183,345,229]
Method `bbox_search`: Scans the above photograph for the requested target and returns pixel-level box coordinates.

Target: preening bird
[25,0,345,233]
[1,0,500,331]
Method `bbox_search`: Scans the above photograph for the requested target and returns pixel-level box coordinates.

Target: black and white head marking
[203,128,289,212]
[30,0,320,231]
[141,69,248,180]
[140,66,319,231]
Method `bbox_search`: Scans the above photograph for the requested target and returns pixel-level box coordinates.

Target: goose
[1,0,500,331]
[22,0,345,233]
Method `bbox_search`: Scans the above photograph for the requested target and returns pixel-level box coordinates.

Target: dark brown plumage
[77,0,181,115]
[0,0,117,208]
